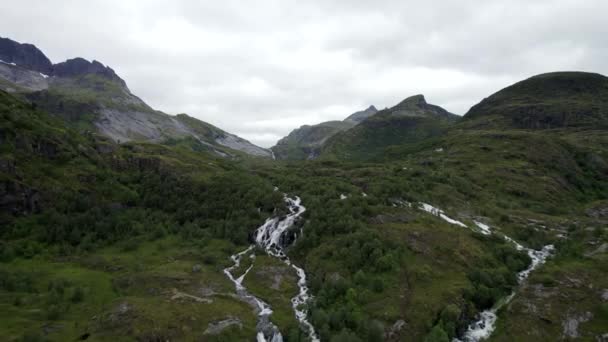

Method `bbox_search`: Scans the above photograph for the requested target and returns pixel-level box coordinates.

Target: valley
[0,36,607,342]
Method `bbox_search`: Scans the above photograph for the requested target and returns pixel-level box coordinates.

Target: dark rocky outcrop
[0,37,53,74]
[25,90,100,122]
[52,58,126,86]
[14,135,60,159]
[110,155,163,174]
[0,180,40,215]
[388,94,456,119]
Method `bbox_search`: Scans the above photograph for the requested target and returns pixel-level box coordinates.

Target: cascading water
[458,242,554,342]
[224,194,319,342]
[407,201,554,342]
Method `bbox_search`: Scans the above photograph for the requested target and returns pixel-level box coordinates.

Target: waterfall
[224,194,319,342]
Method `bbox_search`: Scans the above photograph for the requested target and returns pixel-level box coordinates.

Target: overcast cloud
[1,0,607,147]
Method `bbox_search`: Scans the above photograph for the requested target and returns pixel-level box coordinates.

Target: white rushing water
[412,202,554,342]
[419,202,468,228]
[458,243,554,342]
[224,194,319,342]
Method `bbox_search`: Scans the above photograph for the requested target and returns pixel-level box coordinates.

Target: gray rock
[204,317,242,335]
[562,311,593,338]
[0,62,49,91]
[587,204,608,218]
[386,319,406,340]
[585,243,608,257]
[344,105,378,124]
[192,264,202,273]
[215,133,272,157]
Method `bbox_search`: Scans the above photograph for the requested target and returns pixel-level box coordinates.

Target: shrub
[71,287,85,303]
[424,324,449,342]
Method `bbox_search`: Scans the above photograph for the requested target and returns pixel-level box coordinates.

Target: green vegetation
[1,71,608,341]
[320,95,458,161]
[465,72,608,129]
[272,120,354,160]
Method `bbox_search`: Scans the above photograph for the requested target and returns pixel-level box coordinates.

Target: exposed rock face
[0,180,40,215]
[586,203,608,219]
[562,311,593,338]
[215,133,272,157]
[386,319,406,341]
[204,317,243,335]
[95,108,188,143]
[388,94,455,119]
[0,62,49,92]
[0,37,53,74]
[344,105,378,124]
[0,36,272,158]
[52,58,127,87]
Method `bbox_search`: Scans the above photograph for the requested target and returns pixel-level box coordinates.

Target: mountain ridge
[464,71,608,129]
[271,105,378,160]
[319,95,458,160]
[0,36,271,158]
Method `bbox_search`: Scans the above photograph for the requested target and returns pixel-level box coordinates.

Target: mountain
[1,36,607,342]
[0,37,52,74]
[320,94,459,160]
[0,37,271,158]
[271,105,378,160]
[464,71,608,129]
[343,105,378,124]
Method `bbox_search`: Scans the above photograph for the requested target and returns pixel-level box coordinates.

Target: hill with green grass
[464,71,608,129]
[320,95,459,160]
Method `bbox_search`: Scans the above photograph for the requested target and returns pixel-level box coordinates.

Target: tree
[331,329,362,342]
[424,324,449,342]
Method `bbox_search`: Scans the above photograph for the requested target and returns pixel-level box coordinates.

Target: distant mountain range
[0,37,271,158]
[271,105,378,160]
[272,94,458,160]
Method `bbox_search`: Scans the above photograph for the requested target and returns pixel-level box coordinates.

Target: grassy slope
[0,237,259,342]
[320,112,456,161]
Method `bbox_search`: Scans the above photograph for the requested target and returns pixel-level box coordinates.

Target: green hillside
[1,67,607,342]
[321,95,458,160]
[464,72,608,129]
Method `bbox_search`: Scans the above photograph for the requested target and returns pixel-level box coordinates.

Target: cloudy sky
[2,1,607,147]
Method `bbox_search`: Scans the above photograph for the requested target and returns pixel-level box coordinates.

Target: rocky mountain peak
[344,105,379,124]
[0,37,53,74]
[52,57,126,86]
[396,94,427,108]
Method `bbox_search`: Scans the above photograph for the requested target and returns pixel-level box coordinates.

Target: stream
[413,202,554,342]
[224,194,319,342]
